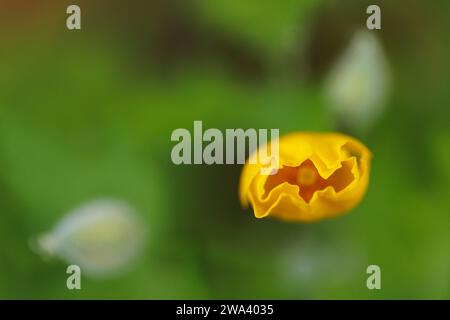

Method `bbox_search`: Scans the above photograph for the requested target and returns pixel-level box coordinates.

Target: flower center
[263,159,356,203]
[296,165,318,187]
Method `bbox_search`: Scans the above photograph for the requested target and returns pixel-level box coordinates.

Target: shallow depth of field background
[0,0,449,299]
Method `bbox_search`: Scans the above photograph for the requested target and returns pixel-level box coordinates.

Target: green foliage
[0,0,449,299]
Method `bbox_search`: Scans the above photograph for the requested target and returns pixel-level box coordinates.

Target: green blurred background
[0,0,449,299]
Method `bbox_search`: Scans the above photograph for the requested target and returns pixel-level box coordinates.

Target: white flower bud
[324,30,391,132]
[35,199,146,277]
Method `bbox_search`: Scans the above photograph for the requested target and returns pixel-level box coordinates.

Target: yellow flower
[239,132,372,222]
